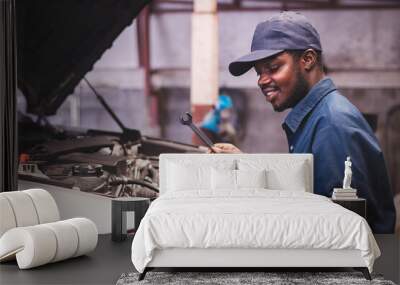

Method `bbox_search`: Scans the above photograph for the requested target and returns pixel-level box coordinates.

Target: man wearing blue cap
[212,11,395,234]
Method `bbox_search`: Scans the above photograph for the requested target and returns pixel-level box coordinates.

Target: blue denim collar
[283,77,337,133]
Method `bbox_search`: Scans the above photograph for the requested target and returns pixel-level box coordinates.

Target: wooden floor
[0,234,134,285]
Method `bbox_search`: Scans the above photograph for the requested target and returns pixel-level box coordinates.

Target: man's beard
[274,69,310,112]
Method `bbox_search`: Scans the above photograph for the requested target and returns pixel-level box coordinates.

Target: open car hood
[17,0,150,116]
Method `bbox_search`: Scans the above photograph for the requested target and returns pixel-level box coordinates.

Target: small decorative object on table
[112,197,150,242]
[331,156,366,218]
[332,156,358,199]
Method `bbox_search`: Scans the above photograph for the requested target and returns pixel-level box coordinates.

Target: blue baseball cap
[229,11,322,76]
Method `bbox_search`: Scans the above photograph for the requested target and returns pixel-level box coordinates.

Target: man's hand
[207,143,243,154]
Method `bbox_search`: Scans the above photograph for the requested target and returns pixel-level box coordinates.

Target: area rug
[116,271,396,285]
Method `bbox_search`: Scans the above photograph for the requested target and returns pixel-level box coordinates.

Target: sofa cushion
[42,221,79,262]
[24,189,60,223]
[0,190,60,238]
[0,225,57,269]
[0,192,39,227]
[0,196,17,237]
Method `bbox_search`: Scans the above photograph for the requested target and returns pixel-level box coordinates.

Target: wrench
[180,112,216,153]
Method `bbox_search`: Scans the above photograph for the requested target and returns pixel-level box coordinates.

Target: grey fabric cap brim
[228,49,284,76]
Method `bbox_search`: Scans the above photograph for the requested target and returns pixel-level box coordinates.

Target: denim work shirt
[283,77,396,233]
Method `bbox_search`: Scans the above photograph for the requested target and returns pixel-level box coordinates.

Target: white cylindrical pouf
[64,218,98,257]
[0,196,17,237]
[24,189,60,223]
[1,192,39,227]
[0,226,57,269]
[42,221,79,262]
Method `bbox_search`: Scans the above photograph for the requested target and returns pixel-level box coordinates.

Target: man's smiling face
[254,51,310,112]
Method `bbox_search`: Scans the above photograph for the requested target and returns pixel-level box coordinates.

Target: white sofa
[131,153,379,281]
[0,189,98,269]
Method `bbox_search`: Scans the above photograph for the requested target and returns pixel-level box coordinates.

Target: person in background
[211,11,396,234]
[200,93,237,145]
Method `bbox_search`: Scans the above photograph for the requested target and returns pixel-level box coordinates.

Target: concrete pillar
[190,0,219,144]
